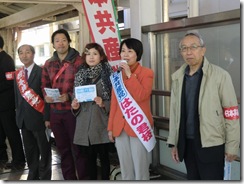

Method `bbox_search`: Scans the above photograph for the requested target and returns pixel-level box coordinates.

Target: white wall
[199,0,240,15]
[122,0,240,30]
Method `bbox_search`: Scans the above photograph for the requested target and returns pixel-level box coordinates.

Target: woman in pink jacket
[108,38,154,180]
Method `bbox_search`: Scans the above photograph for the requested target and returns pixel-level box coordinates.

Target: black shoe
[0,159,8,169]
[5,162,25,170]
[0,155,8,163]
[0,159,8,164]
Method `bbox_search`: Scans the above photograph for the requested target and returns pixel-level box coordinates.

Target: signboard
[82,0,121,71]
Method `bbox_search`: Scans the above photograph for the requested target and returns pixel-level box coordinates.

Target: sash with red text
[82,0,121,71]
[110,71,156,152]
[15,68,44,114]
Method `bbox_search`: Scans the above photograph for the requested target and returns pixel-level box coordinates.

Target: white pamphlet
[75,84,97,102]
[44,88,61,103]
[45,128,52,142]
[224,160,231,180]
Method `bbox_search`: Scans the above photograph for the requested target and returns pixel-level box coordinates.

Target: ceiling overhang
[0,0,81,4]
[0,0,84,29]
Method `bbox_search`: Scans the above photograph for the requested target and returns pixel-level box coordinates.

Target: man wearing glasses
[167,31,240,180]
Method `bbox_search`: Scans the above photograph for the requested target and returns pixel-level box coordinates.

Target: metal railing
[151,89,241,168]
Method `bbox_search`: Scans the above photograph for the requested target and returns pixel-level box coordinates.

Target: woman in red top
[108,38,154,180]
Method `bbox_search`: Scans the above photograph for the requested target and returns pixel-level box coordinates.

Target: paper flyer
[75,84,97,102]
[224,160,231,180]
[44,88,61,103]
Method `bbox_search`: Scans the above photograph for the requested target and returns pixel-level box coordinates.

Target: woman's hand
[119,61,131,78]
[71,98,80,110]
[108,131,115,142]
[94,96,105,108]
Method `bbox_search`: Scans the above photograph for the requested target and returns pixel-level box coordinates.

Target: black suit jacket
[0,51,15,112]
[14,64,46,131]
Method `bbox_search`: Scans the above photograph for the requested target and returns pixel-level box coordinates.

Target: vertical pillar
[187,0,199,17]
[123,9,130,29]
[78,11,90,51]
[163,0,169,22]
[72,3,90,52]
[129,0,141,39]
[123,0,163,38]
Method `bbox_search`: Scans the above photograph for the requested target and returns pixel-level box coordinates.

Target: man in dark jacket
[14,44,52,180]
[0,35,26,169]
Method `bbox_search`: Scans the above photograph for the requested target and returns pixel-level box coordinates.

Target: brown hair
[81,43,108,67]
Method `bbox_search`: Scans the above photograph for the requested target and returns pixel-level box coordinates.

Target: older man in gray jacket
[167,31,240,180]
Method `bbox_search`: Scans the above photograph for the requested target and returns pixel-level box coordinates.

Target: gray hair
[17,44,35,54]
[179,31,205,49]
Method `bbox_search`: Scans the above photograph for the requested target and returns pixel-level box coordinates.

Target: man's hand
[171,147,180,163]
[58,93,69,102]
[225,153,237,162]
[45,96,54,103]
[45,121,51,129]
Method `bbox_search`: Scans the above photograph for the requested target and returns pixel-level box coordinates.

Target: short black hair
[0,35,4,49]
[51,29,71,44]
[119,38,143,61]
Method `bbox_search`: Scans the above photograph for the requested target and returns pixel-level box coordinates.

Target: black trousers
[21,128,52,180]
[184,139,224,180]
[80,143,110,180]
[0,129,7,161]
[0,110,25,163]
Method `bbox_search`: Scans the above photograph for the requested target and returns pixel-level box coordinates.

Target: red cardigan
[108,64,154,137]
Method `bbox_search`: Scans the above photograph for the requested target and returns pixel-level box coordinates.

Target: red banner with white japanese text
[82,0,121,71]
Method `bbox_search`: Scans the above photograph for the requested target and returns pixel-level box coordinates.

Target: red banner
[82,0,121,71]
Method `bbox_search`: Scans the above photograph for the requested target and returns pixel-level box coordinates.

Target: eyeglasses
[179,45,203,52]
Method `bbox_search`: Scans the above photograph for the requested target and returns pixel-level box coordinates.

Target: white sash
[110,71,156,152]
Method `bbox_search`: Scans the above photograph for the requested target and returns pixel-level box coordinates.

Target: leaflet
[44,88,61,103]
[45,128,52,142]
[224,160,231,180]
[75,84,97,102]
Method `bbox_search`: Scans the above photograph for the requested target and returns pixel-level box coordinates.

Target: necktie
[25,69,28,81]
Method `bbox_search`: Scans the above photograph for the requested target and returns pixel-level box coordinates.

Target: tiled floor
[0,139,122,181]
[0,145,64,180]
[0,139,166,181]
